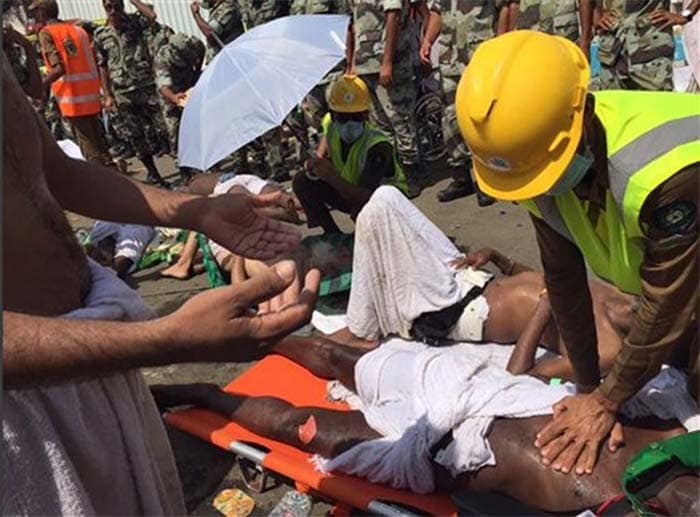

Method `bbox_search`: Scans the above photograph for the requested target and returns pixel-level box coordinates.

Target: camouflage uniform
[143,18,175,155]
[205,0,245,60]
[243,0,290,27]
[242,0,292,179]
[434,0,498,168]
[5,41,29,91]
[350,0,419,167]
[515,0,579,41]
[93,14,163,159]
[593,0,673,91]
[154,33,205,153]
[293,0,347,132]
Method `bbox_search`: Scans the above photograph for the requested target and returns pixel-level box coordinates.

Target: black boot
[474,181,496,207]
[437,175,475,202]
[404,163,423,199]
[141,155,170,189]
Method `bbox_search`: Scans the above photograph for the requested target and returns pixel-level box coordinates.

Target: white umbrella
[179,14,349,171]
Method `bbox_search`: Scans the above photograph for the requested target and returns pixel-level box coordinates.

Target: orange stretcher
[164,354,457,515]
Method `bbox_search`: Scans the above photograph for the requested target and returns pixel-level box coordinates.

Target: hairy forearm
[3,311,167,388]
[47,154,208,230]
[383,11,399,65]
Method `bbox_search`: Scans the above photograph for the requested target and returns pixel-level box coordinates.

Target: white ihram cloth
[209,173,272,263]
[347,186,492,341]
[2,260,185,515]
[316,339,699,494]
[316,338,573,494]
[90,221,156,272]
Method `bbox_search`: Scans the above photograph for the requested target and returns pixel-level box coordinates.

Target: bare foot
[161,262,192,280]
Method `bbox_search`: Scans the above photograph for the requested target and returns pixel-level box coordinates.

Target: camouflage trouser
[42,94,73,141]
[160,101,182,155]
[360,68,419,166]
[112,88,166,158]
[592,29,674,92]
[151,93,172,156]
[105,109,135,160]
[439,71,470,169]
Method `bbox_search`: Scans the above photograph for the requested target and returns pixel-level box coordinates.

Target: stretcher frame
[164,354,457,515]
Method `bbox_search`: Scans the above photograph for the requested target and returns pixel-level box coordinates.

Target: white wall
[56,0,202,38]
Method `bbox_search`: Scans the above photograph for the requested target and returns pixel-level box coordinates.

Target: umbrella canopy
[179,14,349,171]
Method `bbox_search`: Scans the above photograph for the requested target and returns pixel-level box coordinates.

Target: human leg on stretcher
[336,185,637,382]
[151,334,694,514]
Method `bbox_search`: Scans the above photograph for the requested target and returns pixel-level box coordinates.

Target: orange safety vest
[41,22,101,117]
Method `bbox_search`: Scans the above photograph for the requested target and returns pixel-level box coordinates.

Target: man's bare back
[3,54,90,316]
[482,269,635,379]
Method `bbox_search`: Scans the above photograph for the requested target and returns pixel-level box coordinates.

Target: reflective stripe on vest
[523,91,700,294]
[325,117,408,194]
[42,23,102,117]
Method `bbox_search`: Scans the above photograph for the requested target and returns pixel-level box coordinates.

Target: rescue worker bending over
[293,74,408,234]
[455,30,699,476]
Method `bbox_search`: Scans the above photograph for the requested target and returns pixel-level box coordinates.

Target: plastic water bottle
[268,490,312,517]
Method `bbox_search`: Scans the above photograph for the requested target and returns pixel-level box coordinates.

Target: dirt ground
[68,154,542,516]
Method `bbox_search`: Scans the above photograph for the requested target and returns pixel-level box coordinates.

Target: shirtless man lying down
[152,334,696,514]
[335,186,637,381]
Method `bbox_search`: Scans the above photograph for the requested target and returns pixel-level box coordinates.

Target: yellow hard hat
[328,74,370,113]
[455,31,590,201]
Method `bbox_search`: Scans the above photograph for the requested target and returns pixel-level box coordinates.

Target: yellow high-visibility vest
[322,113,408,194]
[523,90,699,294]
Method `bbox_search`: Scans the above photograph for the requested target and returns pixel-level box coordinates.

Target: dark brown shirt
[532,164,698,404]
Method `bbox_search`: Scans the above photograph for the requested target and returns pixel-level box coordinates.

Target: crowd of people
[2,0,699,514]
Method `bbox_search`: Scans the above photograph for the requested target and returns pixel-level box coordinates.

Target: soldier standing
[582,0,698,90]
[190,0,244,61]
[2,25,43,100]
[420,0,498,204]
[154,33,206,182]
[347,0,422,198]
[94,0,168,186]
[243,0,293,181]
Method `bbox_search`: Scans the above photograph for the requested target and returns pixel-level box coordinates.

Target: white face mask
[547,146,594,196]
[336,120,364,143]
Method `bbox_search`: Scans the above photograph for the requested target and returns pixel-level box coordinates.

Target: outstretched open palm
[199,192,301,260]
